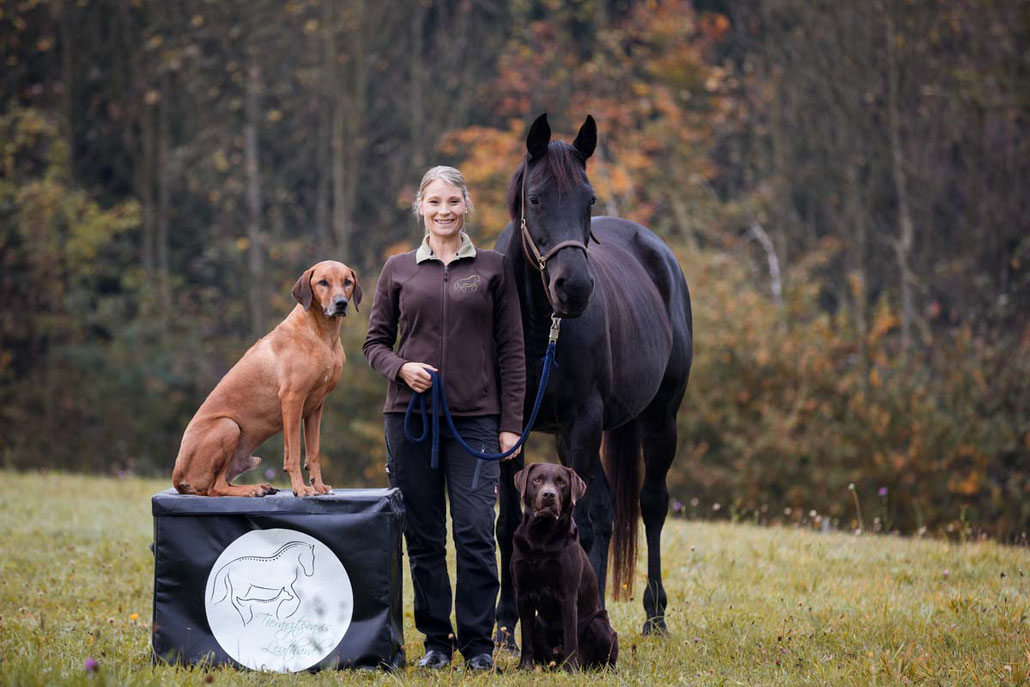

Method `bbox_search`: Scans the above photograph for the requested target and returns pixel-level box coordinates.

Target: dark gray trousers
[384,413,500,658]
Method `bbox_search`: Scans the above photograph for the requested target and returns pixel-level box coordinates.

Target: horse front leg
[494,452,525,653]
[557,397,606,598]
[586,466,613,603]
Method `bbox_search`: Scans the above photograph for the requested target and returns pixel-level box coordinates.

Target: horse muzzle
[549,273,593,318]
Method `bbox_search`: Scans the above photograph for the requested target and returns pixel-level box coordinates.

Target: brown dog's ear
[568,467,587,505]
[514,463,536,501]
[350,267,362,312]
[292,268,314,311]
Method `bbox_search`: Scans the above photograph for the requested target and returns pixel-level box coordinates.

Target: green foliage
[677,239,1030,537]
[2,471,1029,685]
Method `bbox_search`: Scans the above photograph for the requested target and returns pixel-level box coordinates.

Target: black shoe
[417,649,451,669]
[466,653,494,671]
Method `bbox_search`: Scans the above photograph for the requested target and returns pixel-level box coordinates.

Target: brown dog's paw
[293,484,317,497]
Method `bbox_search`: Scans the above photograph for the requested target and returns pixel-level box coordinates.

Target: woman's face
[420,179,466,241]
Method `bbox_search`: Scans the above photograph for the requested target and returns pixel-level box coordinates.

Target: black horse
[494,113,693,639]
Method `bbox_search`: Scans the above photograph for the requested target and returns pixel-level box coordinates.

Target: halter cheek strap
[519,155,596,294]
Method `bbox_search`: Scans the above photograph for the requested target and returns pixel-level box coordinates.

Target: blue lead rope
[404,318,561,489]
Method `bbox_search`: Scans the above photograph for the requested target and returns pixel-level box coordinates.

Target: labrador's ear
[568,466,587,505]
[292,268,314,311]
[514,463,537,502]
[350,268,362,312]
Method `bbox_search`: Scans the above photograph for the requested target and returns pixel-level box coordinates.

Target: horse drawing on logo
[210,541,316,626]
[453,274,481,294]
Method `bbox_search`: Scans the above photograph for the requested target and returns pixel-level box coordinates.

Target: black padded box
[151,488,405,672]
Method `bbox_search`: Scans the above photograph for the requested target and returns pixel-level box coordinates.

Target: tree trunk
[331,91,348,257]
[245,60,265,337]
[344,0,367,261]
[156,72,172,322]
[58,3,75,181]
[314,0,334,254]
[885,8,915,356]
[140,103,156,279]
[409,0,427,171]
[844,160,868,361]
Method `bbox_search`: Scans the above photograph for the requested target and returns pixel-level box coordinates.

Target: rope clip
[549,315,562,344]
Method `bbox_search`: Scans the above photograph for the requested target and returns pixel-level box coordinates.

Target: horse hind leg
[638,399,681,635]
[231,590,253,626]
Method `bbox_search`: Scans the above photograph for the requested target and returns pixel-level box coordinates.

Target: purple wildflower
[672,500,684,514]
[878,487,888,497]
[84,658,99,672]
[264,468,276,480]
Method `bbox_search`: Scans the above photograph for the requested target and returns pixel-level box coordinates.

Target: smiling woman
[363,165,527,671]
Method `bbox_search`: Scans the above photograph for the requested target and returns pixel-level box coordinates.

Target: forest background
[1,0,1027,538]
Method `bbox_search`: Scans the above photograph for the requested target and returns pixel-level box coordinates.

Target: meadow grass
[1,470,1028,686]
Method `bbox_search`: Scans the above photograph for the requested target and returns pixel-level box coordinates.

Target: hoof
[493,627,519,656]
[641,618,667,636]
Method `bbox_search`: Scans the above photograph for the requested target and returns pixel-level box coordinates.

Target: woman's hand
[399,362,438,393]
[499,431,521,460]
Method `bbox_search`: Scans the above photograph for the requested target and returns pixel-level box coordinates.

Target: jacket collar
[416,231,477,264]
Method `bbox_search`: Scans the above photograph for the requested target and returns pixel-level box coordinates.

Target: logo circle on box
[204,528,353,672]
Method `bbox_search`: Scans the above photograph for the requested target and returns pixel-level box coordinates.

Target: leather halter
[518,155,593,295]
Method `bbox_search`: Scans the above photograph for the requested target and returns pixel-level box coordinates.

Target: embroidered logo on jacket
[453,274,481,295]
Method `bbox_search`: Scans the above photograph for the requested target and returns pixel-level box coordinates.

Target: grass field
[1,471,1028,686]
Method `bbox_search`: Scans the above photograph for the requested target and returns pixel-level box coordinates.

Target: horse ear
[292,267,314,311]
[526,113,551,161]
[573,115,597,161]
[568,467,588,505]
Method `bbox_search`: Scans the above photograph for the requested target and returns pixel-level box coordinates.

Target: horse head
[299,544,315,576]
[507,113,598,318]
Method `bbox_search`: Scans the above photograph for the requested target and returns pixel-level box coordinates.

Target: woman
[363,166,526,671]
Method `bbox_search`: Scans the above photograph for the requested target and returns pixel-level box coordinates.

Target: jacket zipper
[442,264,449,382]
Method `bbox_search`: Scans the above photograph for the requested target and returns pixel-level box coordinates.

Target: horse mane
[506,141,588,221]
[268,541,306,558]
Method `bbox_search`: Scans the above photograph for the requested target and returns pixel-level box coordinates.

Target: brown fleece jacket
[363,242,526,434]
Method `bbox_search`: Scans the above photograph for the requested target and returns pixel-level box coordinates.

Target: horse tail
[211,563,231,603]
[602,419,641,601]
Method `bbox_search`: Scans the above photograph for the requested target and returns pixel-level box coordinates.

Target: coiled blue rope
[404,338,558,489]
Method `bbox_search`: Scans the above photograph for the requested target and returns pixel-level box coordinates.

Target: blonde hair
[412,165,475,227]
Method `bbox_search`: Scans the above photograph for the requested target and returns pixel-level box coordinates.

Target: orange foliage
[439,1,738,234]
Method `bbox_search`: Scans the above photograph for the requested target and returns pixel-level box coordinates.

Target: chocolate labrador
[511,462,618,670]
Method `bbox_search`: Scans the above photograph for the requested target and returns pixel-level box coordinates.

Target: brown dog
[172,260,361,497]
[511,462,619,670]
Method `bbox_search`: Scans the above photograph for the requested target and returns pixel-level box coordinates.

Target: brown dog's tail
[602,419,641,601]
